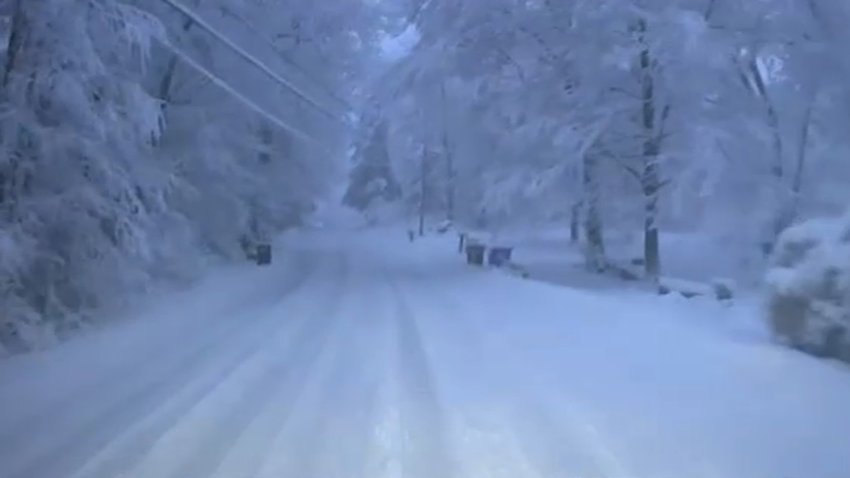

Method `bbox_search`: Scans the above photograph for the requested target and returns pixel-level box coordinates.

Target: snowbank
[765,213,850,361]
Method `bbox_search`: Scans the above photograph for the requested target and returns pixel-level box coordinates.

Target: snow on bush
[765,212,850,361]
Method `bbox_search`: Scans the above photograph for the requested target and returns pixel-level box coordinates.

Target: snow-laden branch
[577,115,612,160]
[156,0,344,124]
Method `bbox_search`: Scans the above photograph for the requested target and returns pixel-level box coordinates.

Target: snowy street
[5,0,850,477]
[1,229,850,478]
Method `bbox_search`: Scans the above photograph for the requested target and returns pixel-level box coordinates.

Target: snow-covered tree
[361,0,850,285]
[0,0,169,350]
[344,118,402,211]
[0,0,377,353]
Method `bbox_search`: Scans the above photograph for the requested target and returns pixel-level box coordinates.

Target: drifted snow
[1,228,849,478]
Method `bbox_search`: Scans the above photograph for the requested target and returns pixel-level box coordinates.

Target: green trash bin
[465,244,486,266]
[255,244,272,265]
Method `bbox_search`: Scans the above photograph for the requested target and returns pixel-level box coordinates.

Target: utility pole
[419,146,429,236]
[440,81,455,223]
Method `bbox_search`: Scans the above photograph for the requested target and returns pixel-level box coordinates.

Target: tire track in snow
[389,270,541,478]
[405,269,633,478]
[382,278,455,478]
[346,262,413,478]
[59,253,338,478]
[245,257,389,478]
[0,252,313,436]
[1,253,320,478]
[448,288,633,478]
[0,251,313,445]
[154,252,352,478]
[205,248,372,478]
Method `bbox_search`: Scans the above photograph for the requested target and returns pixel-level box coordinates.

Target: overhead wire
[157,0,345,124]
[218,5,355,114]
[161,40,327,150]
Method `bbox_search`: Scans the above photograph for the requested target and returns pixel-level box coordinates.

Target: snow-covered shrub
[765,213,850,361]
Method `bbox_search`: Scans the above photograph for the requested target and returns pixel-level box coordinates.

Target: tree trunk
[763,100,813,253]
[157,12,198,106]
[2,0,28,89]
[157,56,181,104]
[440,81,455,223]
[746,58,784,181]
[738,54,789,256]
[792,102,812,197]
[1,0,44,219]
[759,67,789,252]
[258,124,273,164]
[638,18,661,280]
[582,153,605,271]
[644,214,660,278]
[419,147,428,236]
[570,200,581,243]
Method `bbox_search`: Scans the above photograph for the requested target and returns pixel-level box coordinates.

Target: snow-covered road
[2,230,850,478]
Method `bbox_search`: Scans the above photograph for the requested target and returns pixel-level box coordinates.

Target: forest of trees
[3,0,850,354]
[0,0,378,352]
[348,0,850,280]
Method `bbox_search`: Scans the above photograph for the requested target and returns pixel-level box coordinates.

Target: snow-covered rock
[765,212,850,361]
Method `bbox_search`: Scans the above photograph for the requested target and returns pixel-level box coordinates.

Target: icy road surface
[1,230,849,478]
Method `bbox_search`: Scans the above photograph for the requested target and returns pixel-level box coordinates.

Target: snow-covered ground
[501,227,762,292]
[1,227,849,478]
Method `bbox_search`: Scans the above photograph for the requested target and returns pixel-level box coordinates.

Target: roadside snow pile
[765,212,850,362]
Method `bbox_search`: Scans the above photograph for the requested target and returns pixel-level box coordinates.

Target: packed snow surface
[1,228,849,478]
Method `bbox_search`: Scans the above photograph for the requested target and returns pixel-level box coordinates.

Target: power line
[218,5,354,114]
[157,0,345,125]
[162,39,326,150]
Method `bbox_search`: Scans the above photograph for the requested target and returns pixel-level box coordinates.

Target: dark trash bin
[488,246,513,267]
[255,244,272,265]
[465,244,486,266]
[821,325,847,359]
